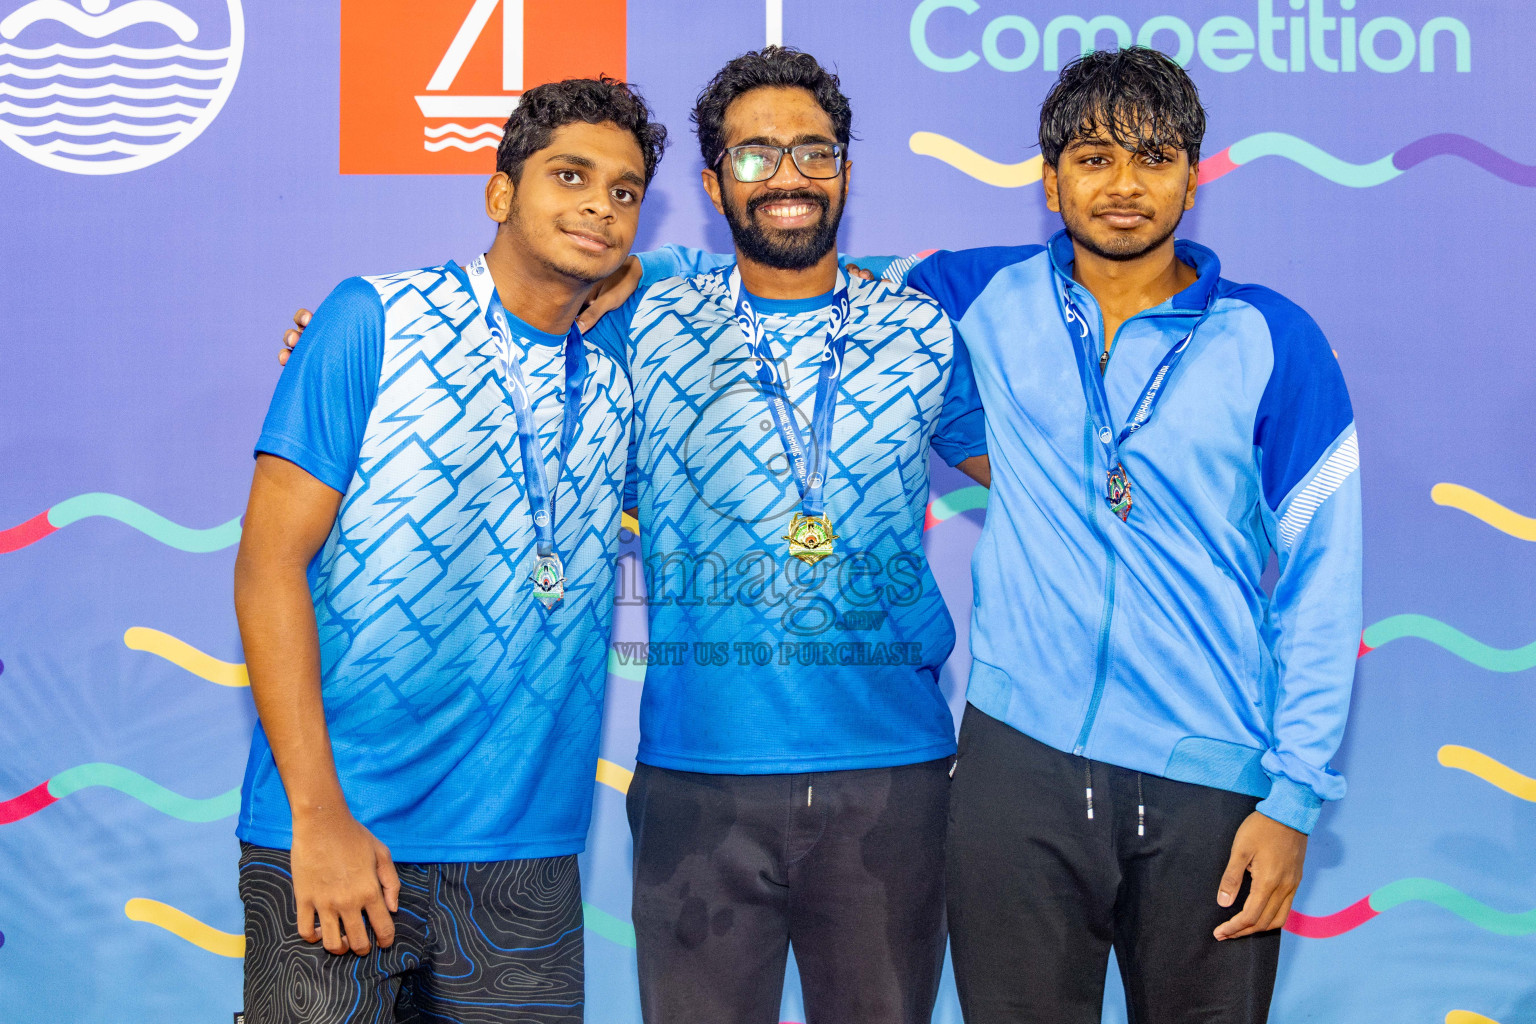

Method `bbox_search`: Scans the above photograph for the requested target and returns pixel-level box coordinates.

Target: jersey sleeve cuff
[255,432,352,494]
[1256,775,1324,834]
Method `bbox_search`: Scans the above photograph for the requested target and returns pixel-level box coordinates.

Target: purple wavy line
[1392,134,1536,186]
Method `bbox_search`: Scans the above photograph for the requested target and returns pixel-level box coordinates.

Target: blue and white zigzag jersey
[589,259,986,773]
[908,234,1362,834]
[239,262,632,861]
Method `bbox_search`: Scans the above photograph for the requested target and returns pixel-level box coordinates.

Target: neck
[1070,234,1196,317]
[735,245,840,300]
[482,234,589,336]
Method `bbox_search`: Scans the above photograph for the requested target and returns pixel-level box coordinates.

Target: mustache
[1092,204,1155,218]
[557,218,617,246]
[746,189,829,218]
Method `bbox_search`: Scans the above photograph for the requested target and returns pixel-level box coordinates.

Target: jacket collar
[1045,229,1221,315]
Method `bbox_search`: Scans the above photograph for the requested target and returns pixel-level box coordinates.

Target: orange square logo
[341,0,627,174]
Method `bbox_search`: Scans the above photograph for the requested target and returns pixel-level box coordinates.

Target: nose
[1105,157,1146,198]
[764,149,810,190]
[580,185,614,221]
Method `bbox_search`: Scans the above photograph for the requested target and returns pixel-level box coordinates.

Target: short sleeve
[255,277,384,493]
[931,336,987,466]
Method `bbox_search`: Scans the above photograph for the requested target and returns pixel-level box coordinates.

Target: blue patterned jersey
[589,263,986,773]
[239,262,632,861]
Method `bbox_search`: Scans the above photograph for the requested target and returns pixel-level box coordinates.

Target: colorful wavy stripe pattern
[1360,615,1536,672]
[1431,483,1536,541]
[911,132,1536,190]
[1446,1012,1503,1024]
[124,898,635,956]
[925,484,988,531]
[0,493,241,554]
[0,764,240,825]
[1438,745,1536,802]
[124,627,249,687]
[1285,879,1536,938]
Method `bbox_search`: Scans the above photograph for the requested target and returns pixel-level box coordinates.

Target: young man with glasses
[597,49,987,1024]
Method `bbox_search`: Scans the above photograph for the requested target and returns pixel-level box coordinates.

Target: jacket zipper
[1073,291,1118,756]
[1068,298,1197,756]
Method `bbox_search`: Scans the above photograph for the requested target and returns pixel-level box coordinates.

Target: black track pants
[947,704,1281,1024]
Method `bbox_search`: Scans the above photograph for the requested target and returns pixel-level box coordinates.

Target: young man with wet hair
[234,77,664,1024]
[904,48,1361,1022]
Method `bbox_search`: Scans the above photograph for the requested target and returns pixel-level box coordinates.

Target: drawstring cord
[1084,760,1095,820]
[1137,773,1146,837]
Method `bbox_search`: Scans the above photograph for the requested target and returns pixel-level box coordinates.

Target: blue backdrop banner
[2,2,1533,1022]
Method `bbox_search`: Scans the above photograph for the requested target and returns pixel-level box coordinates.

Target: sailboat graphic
[415,0,522,155]
[0,0,243,174]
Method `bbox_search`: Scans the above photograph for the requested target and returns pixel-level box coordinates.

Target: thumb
[1217,842,1251,908]
[375,842,400,913]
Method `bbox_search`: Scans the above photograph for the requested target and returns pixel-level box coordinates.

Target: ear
[700,166,726,216]
[485,171,514,224]
[1042,161,1061,213]
[1183,160,1198,211]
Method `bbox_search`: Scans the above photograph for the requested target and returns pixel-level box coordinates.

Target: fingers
[375,843,400,915]
[294,309,311,328]
[1216,843,1250,909]
[341,906,373,955]
[846,262,875,281]
[278,347,291,366]
[1215,861,1280,941]
[1220,885,1289,941]
[364,890,396,949]
[295,895,319,944]
[319,906,347,955]
[283,328,299,350]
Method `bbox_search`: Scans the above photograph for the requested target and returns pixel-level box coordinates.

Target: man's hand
[845,263,880,282]
[575,254,641,334]
[291,807,400,955]
[1214,811,1307,940]
[279,309,311,366]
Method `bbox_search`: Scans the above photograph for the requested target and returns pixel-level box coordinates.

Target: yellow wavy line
[909,132,1044,188]
[1438,746,1536,802]
[1431,483,1536,541]
[597,758,633,795]
[124,627,249,687]
[1446,1012,1502,1024]
[125,898,246,957]
[621,512,639,536]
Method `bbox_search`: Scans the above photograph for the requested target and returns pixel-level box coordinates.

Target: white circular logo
[1098,428,1112,443]
[0,0,244,175]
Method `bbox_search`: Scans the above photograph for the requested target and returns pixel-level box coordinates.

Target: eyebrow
[732,132,837,149]
[545,152,647,191]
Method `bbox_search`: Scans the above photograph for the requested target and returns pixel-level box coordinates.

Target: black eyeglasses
[714,142,846,183]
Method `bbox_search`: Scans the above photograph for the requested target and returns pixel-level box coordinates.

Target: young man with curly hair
[234,78,666,1024]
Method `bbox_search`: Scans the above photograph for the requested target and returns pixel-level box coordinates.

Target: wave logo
[0,0,242,174]
[341,0,625,175]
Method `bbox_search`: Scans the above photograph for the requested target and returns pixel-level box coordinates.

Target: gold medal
[784,512,837,565]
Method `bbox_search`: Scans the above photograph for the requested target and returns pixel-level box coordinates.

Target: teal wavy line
[48,763,240,822]
[1370,878,1536,936]
[582,902,636,948]
[930,485,989,521]
[1362,614,1536,672]
[1227,133,1402,188]
[48,493,242,553]
[607,647,647,683]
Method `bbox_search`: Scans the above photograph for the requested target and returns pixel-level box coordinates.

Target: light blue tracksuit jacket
[639,234,1362,834]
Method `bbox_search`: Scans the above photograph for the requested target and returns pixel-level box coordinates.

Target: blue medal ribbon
[1057,283,1206,522]
[465,255,588,561]
[728,267,852,520]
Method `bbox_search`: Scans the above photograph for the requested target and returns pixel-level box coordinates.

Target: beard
[1061,201,1185,263]
[723,180,847,272]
